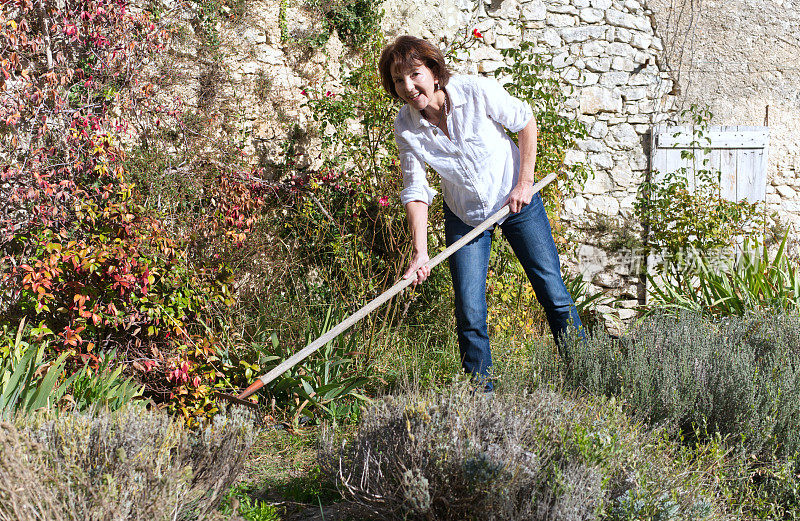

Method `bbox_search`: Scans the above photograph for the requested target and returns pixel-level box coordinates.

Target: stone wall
[150,0,346,176]
[155,0,676,324]
[647,0,800,234]
[382,0,800,325]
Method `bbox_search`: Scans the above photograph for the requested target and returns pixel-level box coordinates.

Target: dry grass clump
[0,405,255,521]
[321,384,726,520]
[0,421,66,521]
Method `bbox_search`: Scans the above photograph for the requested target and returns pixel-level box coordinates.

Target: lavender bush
[563,310,800,458]
[321,383,725,520]
[0,405,254,521]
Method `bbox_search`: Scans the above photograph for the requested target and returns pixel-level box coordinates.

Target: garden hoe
[217,172,558,407]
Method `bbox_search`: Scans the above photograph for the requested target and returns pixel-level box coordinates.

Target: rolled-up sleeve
[396,130,437,206]
[477,76,533,133]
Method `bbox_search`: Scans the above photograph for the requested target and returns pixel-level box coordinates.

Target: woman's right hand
[403,251,431,286]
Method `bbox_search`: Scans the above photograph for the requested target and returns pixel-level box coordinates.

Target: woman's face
[390,60,439,111]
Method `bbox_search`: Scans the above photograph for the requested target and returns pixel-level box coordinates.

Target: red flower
[378,196,389,207]
[473,28,483,39]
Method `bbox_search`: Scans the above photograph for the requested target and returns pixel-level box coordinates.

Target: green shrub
[718,450,800,520]
[321,383,724,520]
[635,105,764,289]
[304,0,382,47]
[563,310,800,458]
[277,33,454,335]
[1,342,71,418]
[285,46,400,307]
[239,306,372,428]
[1,320,143,417]
[0,405,254,521]
[1,0,241,423]
[563,268,620,331]
[648,231,799,316]
[2,320,68,417]
[220,484,281,520]
[65,349,144,412]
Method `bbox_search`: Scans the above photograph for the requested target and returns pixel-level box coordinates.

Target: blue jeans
[444,193,584,389]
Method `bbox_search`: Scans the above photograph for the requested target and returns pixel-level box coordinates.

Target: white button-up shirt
[395,75,533,227]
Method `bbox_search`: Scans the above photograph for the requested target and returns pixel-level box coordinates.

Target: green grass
[220,485,281,521]
[367,315,559,396]
[370,326,462,392]
[241,429,320,489]
[233,427,341,519]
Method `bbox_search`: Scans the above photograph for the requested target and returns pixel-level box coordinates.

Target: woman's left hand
[507,181,534,213]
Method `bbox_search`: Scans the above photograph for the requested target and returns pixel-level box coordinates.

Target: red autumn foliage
[0,0,268,422]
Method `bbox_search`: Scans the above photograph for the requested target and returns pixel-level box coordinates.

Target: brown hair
[378,36,451,100]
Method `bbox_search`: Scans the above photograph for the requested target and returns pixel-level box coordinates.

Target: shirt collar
[408,76,466,128]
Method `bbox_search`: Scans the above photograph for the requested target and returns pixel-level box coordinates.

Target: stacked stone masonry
[647,0,800,237]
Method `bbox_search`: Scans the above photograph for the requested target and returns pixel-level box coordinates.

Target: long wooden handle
[237,173,558,400]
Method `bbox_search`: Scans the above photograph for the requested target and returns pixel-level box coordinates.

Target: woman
[378,36,583,390]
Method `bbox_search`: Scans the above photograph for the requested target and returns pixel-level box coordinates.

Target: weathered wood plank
[736,149,760,202]
[656,128,769,149]
[650,125,667,183]
[652,126,768,204]
[720,148,737,200]
[647,125,769,302]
